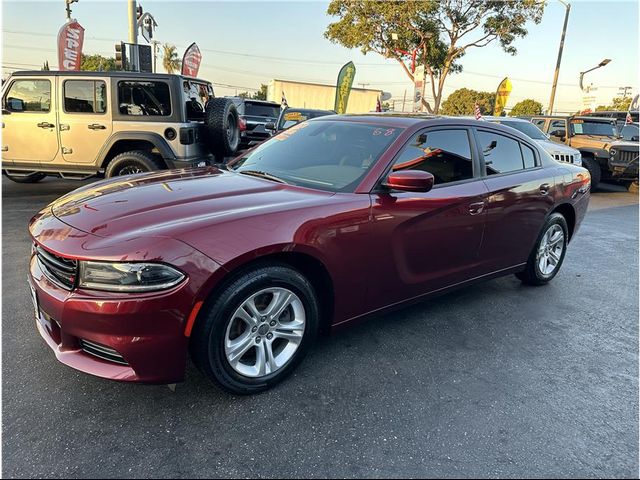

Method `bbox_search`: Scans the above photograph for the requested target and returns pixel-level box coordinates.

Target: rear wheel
[516,213,568,286]
[190,264,319,394]
[4,172,46,183]
[105,150,163,178]
[581,156,601,190]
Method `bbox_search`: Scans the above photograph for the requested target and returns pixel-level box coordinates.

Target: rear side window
[244,102,280,118]
[4,79,51,112]
[64,80,106,113]
[391,129,474,185]
[118,81,171,116]
[521,144,537,169]
[478,131,524,175]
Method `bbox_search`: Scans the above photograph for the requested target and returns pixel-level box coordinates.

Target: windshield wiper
[238,170,289,184]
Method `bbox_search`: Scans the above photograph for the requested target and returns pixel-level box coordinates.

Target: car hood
[609,139,639,148]
[51,167,334,241]
[534,139,579,155]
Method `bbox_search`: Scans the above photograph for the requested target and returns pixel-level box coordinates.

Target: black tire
[581,156,601,190]
[516,212,569,286]
[105,150,163,178]
[203,98,240,158]
[190,264,320,395]
[4,172,46,183]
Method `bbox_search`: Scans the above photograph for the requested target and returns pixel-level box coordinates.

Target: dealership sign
[57,20,85,71]
[181,42,202,77]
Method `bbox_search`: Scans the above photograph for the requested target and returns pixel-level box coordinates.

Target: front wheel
[516,213,568,286]
[581,156,601,190]
[190,264,319,394]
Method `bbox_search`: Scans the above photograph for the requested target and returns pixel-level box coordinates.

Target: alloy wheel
[536,224,565,276]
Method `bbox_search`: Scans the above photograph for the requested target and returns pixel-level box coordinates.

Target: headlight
[609,148,617,157]
[78,261,185,292]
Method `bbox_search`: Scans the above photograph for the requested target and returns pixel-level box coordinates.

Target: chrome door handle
[37,122,55,129]
[88,124,106,130]
[469,201,485,215]
[539,183,551,195]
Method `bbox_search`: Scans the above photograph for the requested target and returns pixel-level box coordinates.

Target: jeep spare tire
[203,98,240,158]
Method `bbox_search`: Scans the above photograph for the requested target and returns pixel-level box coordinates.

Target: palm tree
[162,44,181,74]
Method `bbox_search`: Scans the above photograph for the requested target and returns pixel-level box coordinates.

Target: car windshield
[492,120,547,140]
[244,102,280,118]
[570,120,617,136]
[278,109,334,130]
[620,124,639,141]
[230,120,402,192]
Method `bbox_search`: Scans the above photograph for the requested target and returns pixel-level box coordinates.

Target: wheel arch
[98,132,175,169]
[194,247,336,336]
[550,202,576,241]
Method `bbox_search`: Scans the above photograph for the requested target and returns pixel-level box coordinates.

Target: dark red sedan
[28,115,590,394]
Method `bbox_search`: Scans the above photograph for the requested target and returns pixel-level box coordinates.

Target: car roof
[225,96,280,106]
[8,70,209,83]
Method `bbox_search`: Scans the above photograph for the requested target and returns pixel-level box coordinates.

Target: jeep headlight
[79,261,185,292]
[609,148,617,157]
[573,152,582,165]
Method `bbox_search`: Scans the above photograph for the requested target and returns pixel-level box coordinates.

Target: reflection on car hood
[50,167,334,242]
[534,139,580,155]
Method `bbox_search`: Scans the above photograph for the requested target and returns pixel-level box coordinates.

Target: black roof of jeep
[9,70,209,83]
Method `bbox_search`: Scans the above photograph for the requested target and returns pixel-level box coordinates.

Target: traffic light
[138,45,152,73]
[136,5,143,20]
[115,42,127,71]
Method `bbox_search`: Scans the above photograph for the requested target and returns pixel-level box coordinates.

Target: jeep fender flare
[97,132,176,168]
[578,147,610,160]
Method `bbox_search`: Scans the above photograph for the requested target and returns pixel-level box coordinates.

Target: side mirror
[632,136,639,142]
[384,170,434,193]
[265,122,275,131]
[6,98,24,112]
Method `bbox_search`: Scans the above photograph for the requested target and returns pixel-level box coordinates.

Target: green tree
[80,54,116,71]
[509,99,543,116]
[596,96,632,111]
[252,84,268,100]
[325,0,544,113]
[162,44,181,74]
[440,88,495,116]
[41,60,50,71]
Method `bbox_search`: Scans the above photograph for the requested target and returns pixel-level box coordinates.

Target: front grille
[34,245,77,290]
[79,339,129,366]
[554,153,572,163]
[616,150,639,165]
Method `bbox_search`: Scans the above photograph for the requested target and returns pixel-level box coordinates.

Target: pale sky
[2,0,638,113]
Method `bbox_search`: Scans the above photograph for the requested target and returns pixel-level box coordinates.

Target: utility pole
[128,0,139,71]
[548,0,570,115]
[65,0,78,21]
[151,40,160,73]
[618,86,633,99]
[358,83,370,90]
[402,89,406,112]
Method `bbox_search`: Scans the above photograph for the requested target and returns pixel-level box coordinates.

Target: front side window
[391,129,473,185]
[4,79,51,112]
[621,124,639,141]
[118,81,171,116]
[64,80,106,113]
[478,131,525,175]
[230,120,402,192]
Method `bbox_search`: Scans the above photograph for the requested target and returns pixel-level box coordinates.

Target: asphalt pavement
[2,176,638,478]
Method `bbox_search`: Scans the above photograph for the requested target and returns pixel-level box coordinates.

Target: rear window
[118,80,171,116]
[244,102,280,118]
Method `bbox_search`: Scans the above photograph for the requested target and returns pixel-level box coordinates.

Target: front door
[2,77,58,165]
[366,127,488,310]
[58,78,112,164]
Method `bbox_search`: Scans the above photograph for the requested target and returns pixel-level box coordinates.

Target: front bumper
[28,211,223,384]
[609,152,639,180]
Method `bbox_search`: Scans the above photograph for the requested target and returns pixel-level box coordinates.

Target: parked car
[1,71,240,182]
[584,110,639,128]
[609,122,639,186]
[484,116,582,166]
[29,115,590,394]
[227,97,281,149]
[267,107,335,133]
[530,115,623,188]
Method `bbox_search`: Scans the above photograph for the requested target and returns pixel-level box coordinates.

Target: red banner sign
[57,21,85,71]
[181,42,202,77]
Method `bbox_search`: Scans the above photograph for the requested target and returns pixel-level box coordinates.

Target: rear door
[2,77,58,166]
[475,128,555,271]
[366,127,489,309]
[58,78,112,164]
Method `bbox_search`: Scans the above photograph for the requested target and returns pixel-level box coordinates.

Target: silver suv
[1,71,240,182]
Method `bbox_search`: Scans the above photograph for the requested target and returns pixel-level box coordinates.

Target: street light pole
[579,58,611,91]
[128,0,139,71]
[547,0,570,115]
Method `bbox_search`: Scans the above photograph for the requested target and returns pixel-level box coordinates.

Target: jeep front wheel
[105,151,163,178]
[581,156,601,190]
